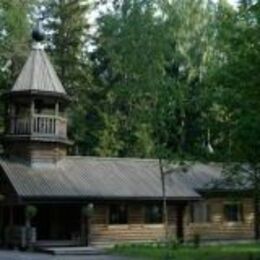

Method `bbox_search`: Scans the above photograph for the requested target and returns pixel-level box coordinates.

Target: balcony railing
[10,114,67,138]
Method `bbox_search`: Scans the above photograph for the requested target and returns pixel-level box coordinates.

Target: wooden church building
[0,33,256,248]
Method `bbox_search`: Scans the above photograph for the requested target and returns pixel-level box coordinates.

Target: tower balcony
[9,114,67,139]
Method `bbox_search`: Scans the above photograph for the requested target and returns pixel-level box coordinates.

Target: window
[190,202,211,223]
[224,203,243,222]
[144,204,163,224]
[109,204,128,224]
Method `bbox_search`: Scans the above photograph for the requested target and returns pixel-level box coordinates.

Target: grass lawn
[110,242,260,259]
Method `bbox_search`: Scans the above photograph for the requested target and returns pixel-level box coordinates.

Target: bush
[25,205,37,220]
[171,238,180,250]
[193,233,201,248]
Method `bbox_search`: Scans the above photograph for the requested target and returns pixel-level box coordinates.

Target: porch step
[35,240,82,248]
[39,246,105,256]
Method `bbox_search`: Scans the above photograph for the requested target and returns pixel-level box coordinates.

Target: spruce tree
[41,0,93,154]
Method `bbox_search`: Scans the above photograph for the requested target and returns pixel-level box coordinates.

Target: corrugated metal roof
[11,49,66,95]
[0,157,202,200]
[173,163,223,190]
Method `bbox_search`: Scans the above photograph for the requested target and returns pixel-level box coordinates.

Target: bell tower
[3,29,70,165]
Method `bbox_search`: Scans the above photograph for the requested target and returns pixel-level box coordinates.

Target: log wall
[184,198,254,241]
[90,198,254,246]
[4,142,67,163]
[91,203,175,246]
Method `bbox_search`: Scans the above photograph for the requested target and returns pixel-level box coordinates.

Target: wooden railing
[10,114,67,138]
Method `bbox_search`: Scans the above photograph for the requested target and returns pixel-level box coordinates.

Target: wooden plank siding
[184,198,254,241]
[90,203,175,246]
[90,199,254,246]
[4,142,67,163]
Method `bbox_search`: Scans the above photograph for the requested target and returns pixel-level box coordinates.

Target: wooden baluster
[46,117,49,134]
[11,118,14,134]
[30,100,35,134]
[23,118,25,134]
[18,118,20,134]
[43,117,45,134]
[52,118,54,134]
[37,117,40,133]
[50,118,52,134]
[45,117,50,134]
[45,117,49,134]
[26,118,29,134]
[42,117,45,134]
[33,117,36,133]
[15,118,17,134]
[64,120,67,138]
[55,118,58,136]
[55,102,59,136]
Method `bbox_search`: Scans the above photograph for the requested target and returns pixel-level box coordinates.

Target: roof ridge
[31,49,37,90]
[42,50,65,93]
[63,156,159,162]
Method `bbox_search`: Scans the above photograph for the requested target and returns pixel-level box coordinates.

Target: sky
[88,0,239,31]
[216,0,238,4]
[89,0,239,23]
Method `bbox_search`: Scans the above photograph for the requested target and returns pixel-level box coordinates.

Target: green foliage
[111,243,260,260]
[210,0,260,238]
[81,204,94,217]
[193,233,201,248]
[39,0,93,154]
[0,0,33,131]
[92,0,164,157]
[0,0,258,194]
[25,205,37,220]
[92,0,217,159]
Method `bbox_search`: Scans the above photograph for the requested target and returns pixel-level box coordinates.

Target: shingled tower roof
[10,43,67,97]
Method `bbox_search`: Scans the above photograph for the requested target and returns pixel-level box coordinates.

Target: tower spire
[32,17,45,50]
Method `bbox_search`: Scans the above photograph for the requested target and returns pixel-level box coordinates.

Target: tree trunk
[253,166,260,240]
[254,193,260,240]
[159,158,169,241]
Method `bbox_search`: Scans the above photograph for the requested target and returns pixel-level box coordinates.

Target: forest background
[0,0,258,165]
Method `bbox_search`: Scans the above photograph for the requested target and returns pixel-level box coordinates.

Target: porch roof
[0,157,205,201]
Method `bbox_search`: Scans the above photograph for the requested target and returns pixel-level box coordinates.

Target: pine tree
[41,0,93,154]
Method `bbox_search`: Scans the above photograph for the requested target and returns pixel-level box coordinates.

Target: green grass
[110,242,260,259]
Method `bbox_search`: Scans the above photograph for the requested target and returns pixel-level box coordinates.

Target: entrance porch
[0,201,189,248]
[0,203,91,248]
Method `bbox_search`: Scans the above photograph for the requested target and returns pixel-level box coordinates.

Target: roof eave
[19,195,201,203]
[3,90,71,103]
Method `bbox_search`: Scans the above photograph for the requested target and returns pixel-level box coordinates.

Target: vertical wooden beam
[55,102,59,136]
[9,102,16,134]
[175,203,186,243]
[4,101,8,134]
[9,205,14,227]
[0,206,3,239]
[55,101,59,117]
[30,99,35,116]
[30,99,35,134]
